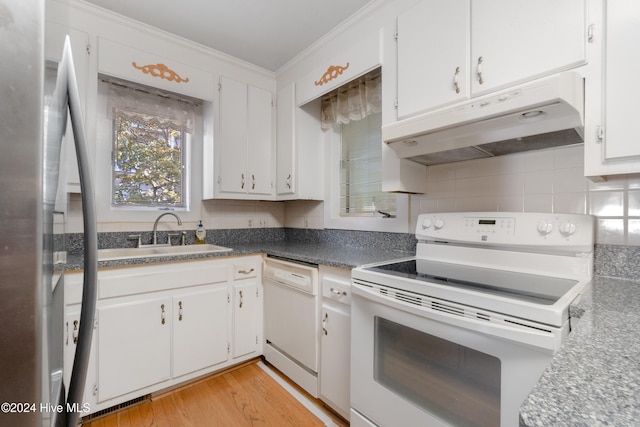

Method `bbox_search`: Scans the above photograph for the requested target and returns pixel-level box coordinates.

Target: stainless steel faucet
[152,212,182,245]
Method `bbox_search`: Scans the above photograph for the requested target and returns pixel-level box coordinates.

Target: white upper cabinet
[216,76,274,199]
[601,0,640,160]
[584,0,640,177]
[275,82,324,200]
[247,85,274,196]
[470,0,586,96]
[397,0,470,118]
[396,0,587,118]
[276,82,296,197]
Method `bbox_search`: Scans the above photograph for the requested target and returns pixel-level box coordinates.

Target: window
[321,68,408,232]
[104,78,201,210]
[322,68,395,218]
[339,111,396,217]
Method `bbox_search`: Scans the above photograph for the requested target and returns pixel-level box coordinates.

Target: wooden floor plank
[229,364,324,427]
[82,360,329,427]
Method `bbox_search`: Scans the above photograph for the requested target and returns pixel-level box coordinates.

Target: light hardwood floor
[83,360,344,427]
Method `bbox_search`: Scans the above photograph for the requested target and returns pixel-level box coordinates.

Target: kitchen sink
[97,244,232,261]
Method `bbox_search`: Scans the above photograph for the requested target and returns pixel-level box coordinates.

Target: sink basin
[98,244,232,261]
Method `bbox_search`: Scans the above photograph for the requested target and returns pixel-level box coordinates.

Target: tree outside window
[104,77,199,210]
[112,112,185,207]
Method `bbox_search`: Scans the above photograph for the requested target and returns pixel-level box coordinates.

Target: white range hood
[384,72,584,166]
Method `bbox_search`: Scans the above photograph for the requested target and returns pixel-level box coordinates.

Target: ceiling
[83,0,374,71]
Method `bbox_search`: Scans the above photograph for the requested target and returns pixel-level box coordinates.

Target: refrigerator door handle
[62,36,98,427]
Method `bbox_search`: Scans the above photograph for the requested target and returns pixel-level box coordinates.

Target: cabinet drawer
[99,262,228,299]
[322,277,351,305]
[234,262,258,280]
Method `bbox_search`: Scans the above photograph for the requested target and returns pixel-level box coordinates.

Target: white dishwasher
[263,257,319,397]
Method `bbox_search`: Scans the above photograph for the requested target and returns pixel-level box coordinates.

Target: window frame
[324,125,409,233]
[94,78,205,224]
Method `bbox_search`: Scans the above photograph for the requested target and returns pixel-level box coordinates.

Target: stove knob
[434,218,445,230]
[537,221,554,236]
[559,221,577,236]
[421,218,433,230]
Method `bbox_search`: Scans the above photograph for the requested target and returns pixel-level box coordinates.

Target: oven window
[374,317,501,427]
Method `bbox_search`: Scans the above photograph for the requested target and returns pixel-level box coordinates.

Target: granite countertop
[67,240,640,425]
[520,276,640,426]
[66,240,414,272]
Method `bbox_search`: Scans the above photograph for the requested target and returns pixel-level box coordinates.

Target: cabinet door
[218,76,248,194]
[97,297,171,402]
[397,0,469,117]
[470,0,586,95]
[320,303,351,418]
[232,280,259,358]
[276,82,296,196]
[172,287,229,378]
[63,310,97,408]
[602,0,640,161]
[247,86,273,195]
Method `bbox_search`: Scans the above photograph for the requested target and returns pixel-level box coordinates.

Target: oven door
[351,282,562,427]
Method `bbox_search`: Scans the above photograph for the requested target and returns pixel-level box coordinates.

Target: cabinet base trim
[264,344,318,398]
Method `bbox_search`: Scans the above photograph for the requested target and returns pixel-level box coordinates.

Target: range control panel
[416,212,594,252]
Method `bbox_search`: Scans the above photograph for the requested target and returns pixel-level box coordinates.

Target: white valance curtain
[321,68,382,132]
[104,76,198,133]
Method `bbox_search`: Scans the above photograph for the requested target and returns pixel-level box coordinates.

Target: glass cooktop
[363,259,579,305]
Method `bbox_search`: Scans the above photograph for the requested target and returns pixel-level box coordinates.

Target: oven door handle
[352,283,562,353]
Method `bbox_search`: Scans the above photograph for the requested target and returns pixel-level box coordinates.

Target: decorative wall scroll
[131,62,190,83]
[314,63,350,86]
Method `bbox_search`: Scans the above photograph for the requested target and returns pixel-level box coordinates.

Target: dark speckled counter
[520,276,640,426]
[66,240,414,271]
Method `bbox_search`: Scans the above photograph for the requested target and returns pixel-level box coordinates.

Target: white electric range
[350,212,594,427]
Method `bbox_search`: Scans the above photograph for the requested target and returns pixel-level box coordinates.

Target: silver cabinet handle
[476,56,484,85]
[239,290,243,308]
[322,312,328,336]
[241,173,245,189]
[330,287,347,297]
[251,174,255,190]
[453,66,461,94]
[286,174,291,189]
[238,268,255,275]
[73,320,79,344]
[178,301,183,321]
[161,304,166,325]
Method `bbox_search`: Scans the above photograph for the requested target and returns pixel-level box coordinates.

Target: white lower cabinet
[232,280,259,358]
[97,297,172,402]
[232,260,261,359]
[319,265,352,420]
[172,287,229,378]
[64,255,263,416]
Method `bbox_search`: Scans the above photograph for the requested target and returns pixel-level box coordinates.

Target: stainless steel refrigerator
[0,1,98,426]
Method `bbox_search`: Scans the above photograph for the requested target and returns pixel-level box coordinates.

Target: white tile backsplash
[411,144,640,245]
